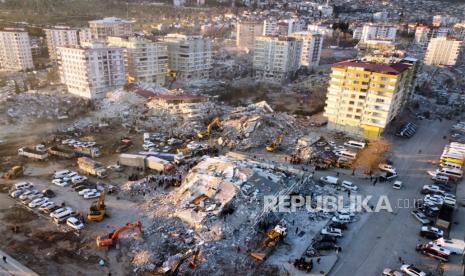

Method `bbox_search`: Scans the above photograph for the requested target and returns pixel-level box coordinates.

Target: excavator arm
[197,117,221,139]
[96,221,143,247]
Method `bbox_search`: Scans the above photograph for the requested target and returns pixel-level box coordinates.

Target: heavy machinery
[167,70,177,89]
[96,221,143,248]
[197,117,221,139]
[87,189,106,222]
[266,134,284,152]
[4,166,24,179]
[250,224,287,261]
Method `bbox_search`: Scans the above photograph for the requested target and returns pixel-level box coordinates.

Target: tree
[351,139,391,175]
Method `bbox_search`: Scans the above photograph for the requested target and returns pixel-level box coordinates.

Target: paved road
[0,250,38,276]
[331,119,456,275]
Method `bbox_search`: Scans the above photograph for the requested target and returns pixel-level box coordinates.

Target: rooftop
[333,59,411,74]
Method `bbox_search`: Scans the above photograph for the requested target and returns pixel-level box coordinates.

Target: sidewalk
[0,250,38,276]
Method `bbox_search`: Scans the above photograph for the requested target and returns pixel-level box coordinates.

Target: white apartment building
[264,18,306,36]
[360,23,397,42]
[236,20,263,51]
[163,34,212,81]
[44,26,79,60]
[57,42,125,99]
[414,25,449,49]
[88,17,133,41]
[324,58,418,139]
[263,18,279,36]
[253,36,302,82]
[424,37,462,66]
[290,31,323,68]
[0,28,34,71]
[79,28,93,45]
[108,36,168,85]
[307,24,334,37]
[432,15,458,27]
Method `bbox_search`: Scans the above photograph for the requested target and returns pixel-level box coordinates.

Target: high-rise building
[78,28,93,45]
[236,20,263,51]
[88,17,133,41]
[264,18,306,36]
[360,23,397,42]
[253,36,302,82]
[44,26,79,60]
[424,37,462,66]
[414,25,449,49]
[108,36,168,85]
[163,34,212,81]
[0,28,34,71]
[432,15,458,27]
[289,32,323,68]
[57,42,125,99]
[324,58,418,139]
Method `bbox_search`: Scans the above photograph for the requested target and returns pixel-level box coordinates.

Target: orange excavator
[96,221,143,248]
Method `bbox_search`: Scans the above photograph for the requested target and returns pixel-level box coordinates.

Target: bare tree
[351,139,391,175]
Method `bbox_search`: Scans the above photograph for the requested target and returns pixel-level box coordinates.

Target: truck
[436,205,454,230]
[77,157,107,178]
[48,146,76,159]
[74,146,101,158]
[145,156,174,172]
[250,224,287,261]
[18,146,48,160]
[139,151,185,164]
[119,154,146,169]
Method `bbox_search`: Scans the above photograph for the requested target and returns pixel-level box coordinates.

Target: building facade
[163,34,212,81]
[253,36,302,82]
[236,20,263,51]
[88,17,133,41]
[360,23,397,42]
[44,26,79,60]
[108,36,168,85]
[290,31,323,68]
[414,25,449,49]
[0,28,34,71]
[424,37,462,66]
[57,42,125,99]
[324,58,417,139]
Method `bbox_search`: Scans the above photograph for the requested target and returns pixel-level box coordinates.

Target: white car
[341,180,358,191]
[421,184,444,195]
[83,191,101,199]
[392,180,402,190]
[52,178,70,187]
[424,194,444,206]
[19,190,39,200]
[50,207,72,218]
[337,209,355,217]
[321,227,343,237]
[444,195,456,207]
[379,163,396,173]
[61,139,76,145]
[143,142,156,150]
[10,189,26,198]
[28,197,49,208]
[71,175,87,184]
[383,268,404,276]
[331,214,351,223]
[54,170,70,179]
[400,264,427,276]
[66,217,84,230]
[78,188,97,196]
[38,201,55,212]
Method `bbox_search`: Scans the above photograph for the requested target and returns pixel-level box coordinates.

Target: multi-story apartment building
[236,20,263,51]
[360,23,397,42]
[264,18,305,36]
[78,28,93,45]
[432,15,458,27]
[324,58,418,139]
[44,26,79,60]
[253,36,302,83]
[107,36,168,85]
[289,32,323,68]
[424,37,462,66]
[163,34,212,81]
[414,25,449,49]
[88,17,133,41]
[57,42,125,99]
[0,28,34,71]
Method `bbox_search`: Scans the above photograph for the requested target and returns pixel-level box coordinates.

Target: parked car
[314,235,337,243]
[53,178,70,187]
[313,241,340,251]
[331,214,351,224]
[380,171,398,181]
[443,195,456,207]
[321,227,342,237]
[50,207,72,218]
[83,191,100,199]
[416,243,450,262]
[53,170,70,179]
[19,190,39,200]
[28,197,49,208]
[383,268,404,276]
[341,181,358,191]
[400,264,427,276]
[420,226,444,240]
[329,222,348,230]
[424,194,444,206]
[379,163,397,174]
[78,188,97,196]
[10,189,27,198]
[411,210,431,225]
[320,176,338,185]
[38,202,55,212]
[392,180,402,190]
[66,217,85,230]
[421,185,444,195]
[42,189,56,198]
[71,175,87,184]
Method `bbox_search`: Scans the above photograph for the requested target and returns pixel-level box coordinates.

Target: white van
[332,214,351,223]
[15,181,33,190]
[54,170,70,179]
[432,238,465,255]
[440,162,462,170]
[344,140,366,149]
[340,150,357,160]
[320,176,338,185]
[53,209,74,224]
[440,167,463,179]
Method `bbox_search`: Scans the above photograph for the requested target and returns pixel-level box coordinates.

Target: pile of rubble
[0,90,90,125]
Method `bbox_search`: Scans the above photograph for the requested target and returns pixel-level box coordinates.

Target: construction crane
[96,221,143,248]
[87,189,107,222]
[266,134,284,152]
[167,70,177,89]
[197,117,221,139]
[250,224,287,261]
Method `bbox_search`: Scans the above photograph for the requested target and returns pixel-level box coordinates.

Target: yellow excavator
[197,117,221,139]
[4,166,23,179]
[250,224,287,261]
[266,134,284,152]
[87,189,106,222]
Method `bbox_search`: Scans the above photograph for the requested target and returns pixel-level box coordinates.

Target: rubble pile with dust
[0,90,90,125]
